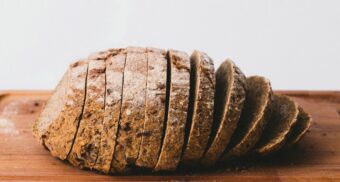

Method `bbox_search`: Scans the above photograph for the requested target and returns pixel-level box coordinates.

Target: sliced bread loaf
[111,47,147,173]
[67,59,106,169]
[33,60,88,160]
[94,50,125,173]
[181,51,215,164]
[255,94,299,155]
[135,48,167,169]
[201,60,246,166]
[284,106,312,148]
[221,76,272,161]
[154,50,190,171]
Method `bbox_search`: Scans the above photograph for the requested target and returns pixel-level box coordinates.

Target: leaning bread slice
[221,76,272,161]
[68,59,106,169]
[94,50,125,173]
[135,48,167,169]
[33,60,88,160]
[111,47,147,173]
[201,60,246,166]
[181,51,215,164]
[284,106,312,148]
[154,50,190,171]
[255,94,299,155]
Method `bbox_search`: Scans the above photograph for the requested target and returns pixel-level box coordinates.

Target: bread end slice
[255,94,299,155]
[33,60,88,160]
[284,106,312,149]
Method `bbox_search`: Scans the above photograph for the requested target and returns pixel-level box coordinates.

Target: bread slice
[111,47,147,173]
[94,50,125,173]
[201,60,246,166]
[284,106,312,148]
[135,48,167,169]
[255,94,299,155]
[68,59,106,169]
[181,51,215,164]
[33,60,88,160]
[221,76,272,161]
[154,50,190,171]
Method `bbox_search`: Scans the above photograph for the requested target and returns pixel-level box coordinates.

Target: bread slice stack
[33,47,312,174]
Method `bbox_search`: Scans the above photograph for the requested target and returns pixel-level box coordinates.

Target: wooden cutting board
[0,90,339,181]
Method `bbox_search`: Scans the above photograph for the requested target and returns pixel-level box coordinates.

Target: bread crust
[68,59,106,169]
[182,51,215,164]
[94,50,125,173]
[284,106,312,148]
[111,47,147,173]
[135,48,167,169]
[154,50,190,171]
[255,94,299,155]
[221,76,272,161]
[201,60,246,166]
[33,60,88,160]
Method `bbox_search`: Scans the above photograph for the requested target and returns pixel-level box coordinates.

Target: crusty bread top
[33,69,69,141]
[95,50,125,173]
[110,47,147,173]
[33,60,88,160]
[67,59,106,169]
[135,47,167,169]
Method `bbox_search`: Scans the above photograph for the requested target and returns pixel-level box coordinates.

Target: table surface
[0,90,339,181]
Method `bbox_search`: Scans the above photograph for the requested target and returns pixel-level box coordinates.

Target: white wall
[0,0,339,90]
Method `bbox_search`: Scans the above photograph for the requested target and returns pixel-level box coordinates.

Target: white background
[0,0,339,90]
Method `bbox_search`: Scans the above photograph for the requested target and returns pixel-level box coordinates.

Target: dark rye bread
[221,76,272,161]
[181,51,215,164]
[135,48,167,169]
[201,60,246,166]
[33,60,88,160]
[94,50,125,173]
[68,59,106,169]
[255,94,299,155]
[154,50,190,171]
[111,47,147,173]
[284,106,312,148]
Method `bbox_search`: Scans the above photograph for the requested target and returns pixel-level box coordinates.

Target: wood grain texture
[0,90,339,181]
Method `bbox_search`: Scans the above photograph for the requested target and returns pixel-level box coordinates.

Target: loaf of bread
[33,47,312,174]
